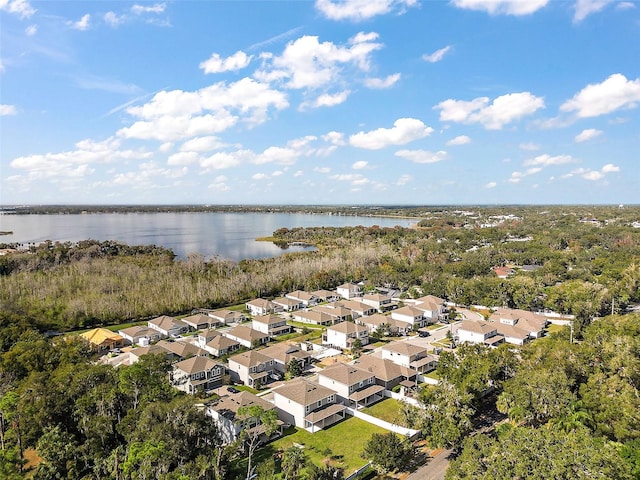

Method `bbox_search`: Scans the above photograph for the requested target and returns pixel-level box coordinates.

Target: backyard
[361,398,410,427]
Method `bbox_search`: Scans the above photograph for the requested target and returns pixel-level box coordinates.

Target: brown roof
[149,315,185,331]
[363,293,391,302]
[130,344,171,358]
[259,342,312,364]
[273,297,302,307]
[274,378,335,406]
[226,325,270,343]
[286,290,317,302]
[246,298,274,309]
[209,309,245,322]
[393,305,424,317]
[336,300,372,312]
[157,340,208,358]
[349,384,385,402]
[207,335,240,351]
[296,310,333,324]
[328,322,368,335]
[304,403,345,423]
[495,323,530,340]
[212,391,274,419]
[359,313,392,326]
[253,314,285,325]
[319,362,374,386]
[174,356,220,375]
[120,326,159,338]
[311,289,338,300]
[228,350,272,368]
[355,355,414,381]
[383,341,427,357]
[312,305,352,318]
[458,320,497,335]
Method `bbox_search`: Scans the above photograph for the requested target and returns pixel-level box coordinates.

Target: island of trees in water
[0,204,638,478]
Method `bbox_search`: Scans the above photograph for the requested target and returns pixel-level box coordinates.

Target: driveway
[406,448,453,480]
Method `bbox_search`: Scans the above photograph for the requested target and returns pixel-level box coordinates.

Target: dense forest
[0,205,639,478]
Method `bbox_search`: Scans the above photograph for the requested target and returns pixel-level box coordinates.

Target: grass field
[361,398,409,427]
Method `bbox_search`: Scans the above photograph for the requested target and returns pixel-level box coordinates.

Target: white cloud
[25,24,37,35]
[446,135,471,146]
[254,32,384,91]
[364,73,401,89]
[617,1,635,9]
[435,92,544,129]
[301,90,350,110]
[508,167,542,183]
[352,161,368,169]
[0,104,17,116]
[315,0,418,21]
[0,0,36,18]
[208,175,230,192]
[200,51,252,74]
[314,166,331,174]
[395,149,447,164]
[519,142,540,151]
[180,136,225,152]
[485,181,497,189]
[560,74,640,119]
[451,0,549,15]
[293,170,303,177]
[322,131,346,145]
[574,0,614,22]
[582,170,604,181]
[350,118,433,150]
[523,154,576,167]
[422,46,452,63]
[68,14,90,31]
[104,11,125,27]
[330,173,370,185]
[252,173,269,180]
[602,163,619,173]
[118,78,288,141]
[575,128,603,143]
[131,3,166,14]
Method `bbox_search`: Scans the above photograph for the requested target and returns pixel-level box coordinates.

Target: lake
[0,212,413,261]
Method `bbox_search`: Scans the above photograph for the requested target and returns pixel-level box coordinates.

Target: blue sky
[1,0,639,205]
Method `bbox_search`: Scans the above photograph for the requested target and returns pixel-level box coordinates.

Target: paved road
[406,448,453,480]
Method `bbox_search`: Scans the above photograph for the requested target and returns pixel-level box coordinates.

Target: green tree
[286,358,303,379]
[281,446,307,480]
[34,425,81,480]
[121,440,171,480]
[236,405,279,480]
[306,463,345,480]
[362,432,414,475]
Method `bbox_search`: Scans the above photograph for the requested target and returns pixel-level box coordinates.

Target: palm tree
[281,446,307,480]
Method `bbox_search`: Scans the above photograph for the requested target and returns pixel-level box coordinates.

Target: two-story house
[317,362,384,408]
[273,378,346,433]
[312,304,352,324]
[227,350,276,388]
[223,325,270,349]
[456,320,504,347]
[147,315,189,337]
[206,309,246,325]
[381,341,438,373]
[336,283,362,299]
[180,313,213,331]
[335,300,376,319]
[391,306,425,328]
[170,356,225,394]
[259,342,313,375]
[272,297,303,312]
[357,313,412,336]
[246,298,280,316]
[361,293,393,312]
[204,334,241,357]
[252,314,292,337]
[285,290,320,308]
[311,290,341,303]
[323,322,369,349]
[354,355,416,390]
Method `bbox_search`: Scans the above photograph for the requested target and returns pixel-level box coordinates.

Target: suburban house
[335,300,376,319]
[272,378,346,433]
[494,323,530,346]
[147,315,189,337]
[491,308,547,338]
[223,325,270,349]
[203,334,241,358]
[317,362,385,408]
[457,320,504,347]
[362,293,393,312]
[354,355,416,390]
[119,325,163,346]
[252,314,293,337]
[197,328,220,347]
[227,350,276,388]
[80,328,125,351]
[493,266,515,278]
[205,391,282,444]
[381,341,438,373]
[336,283,362,299]
[412,295,447,323]
[259,342,313,374]
[357,314,411,336]
[272,297,303,312]
[170,356,225,394]
[128,344,172,364]
[311,290,341,303]
[312,304,352,323]
[286,290,320,307]
[156,340,209,361]
[292,310,334,326]
[206,309,246,325]
[391,306,425,328]
[180,313,214,331]
[246,298,280,316]
[323,322,369,349]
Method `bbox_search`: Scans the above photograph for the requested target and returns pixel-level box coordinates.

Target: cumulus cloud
[435,92,544,129]
[301,90,350,110]
[352,161,368,169]
[0,0,36,18]
[422,46,452,63]
[0,104,17,116]
[330,173,370,186]
[252,173,269,180]
[451,0,549,15]
[485,181,497,189]
[446,135,471,146]
[508,167,542,183]
[575,128,603,143]
[208,175,230,192]
[519,142,540,151]
[68,14,90,31]
[179,136,226,152]
[315,0,418,21]
[131,3,166,14]
[523,154,576,167]
[254,32,384,91]
[25,24,37,35]
[395,149,447,164]
[560,74,640,119]
[200,51,252,74]
[574,0,614,22]
[117,77,288,142]
[104,11,125,27]
[350,118,433,150]
[314,166,331,174]
[364,73,401,89]
[396,174,412,186]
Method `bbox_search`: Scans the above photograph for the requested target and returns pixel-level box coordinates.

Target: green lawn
[287,320,326,330]
[423,370,440,380]
[546,324,568,334]
[270,416,387,475]
[361,398,409,427]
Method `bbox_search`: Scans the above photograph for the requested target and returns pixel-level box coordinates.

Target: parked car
[227,386,240,393]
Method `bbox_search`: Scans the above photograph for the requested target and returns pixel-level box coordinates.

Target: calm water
[0,212,411,261]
